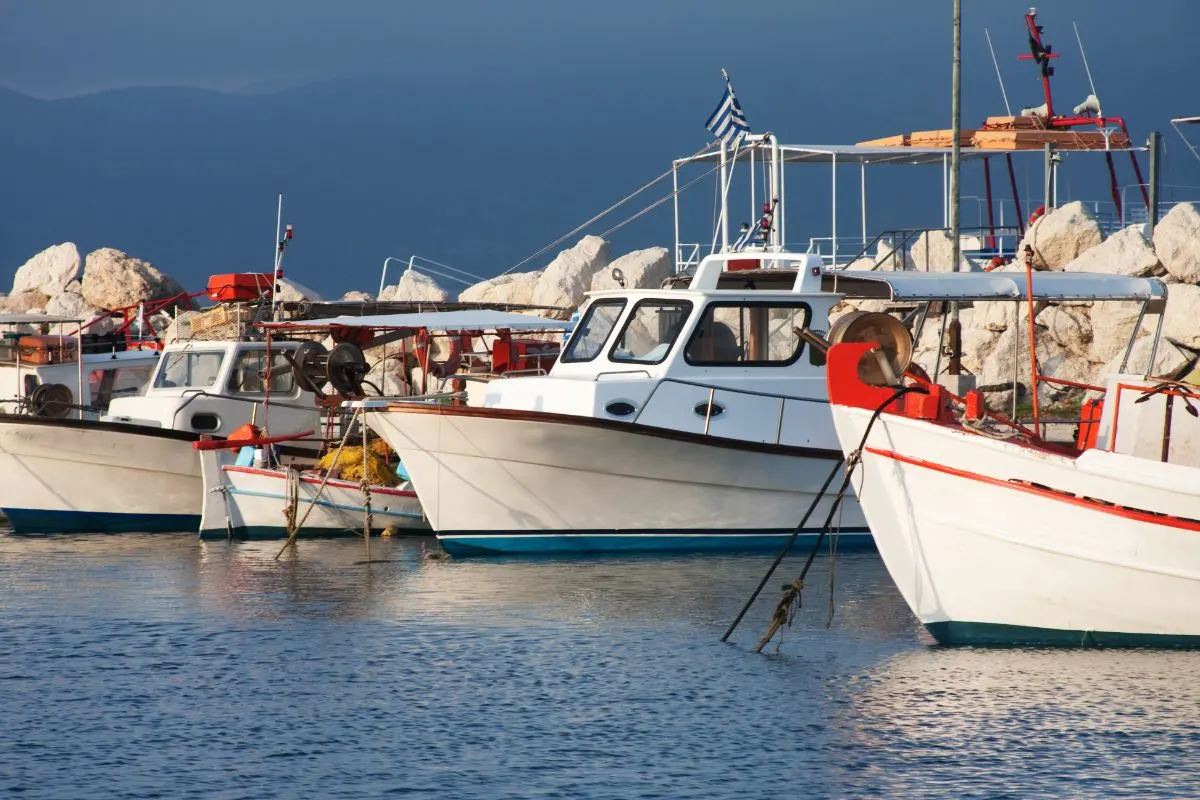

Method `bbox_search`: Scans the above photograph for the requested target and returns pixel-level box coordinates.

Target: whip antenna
[984,27,1012,116]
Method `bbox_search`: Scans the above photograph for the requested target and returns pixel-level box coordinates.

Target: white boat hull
[197,458,427,540]
[365,405,868,555]
[0,415,201,533]
[832,403,1200,646]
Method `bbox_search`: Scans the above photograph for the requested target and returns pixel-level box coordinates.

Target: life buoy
[413,330,463,379]
[1028,205,1046,227]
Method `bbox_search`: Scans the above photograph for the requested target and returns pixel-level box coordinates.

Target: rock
[1018,201,1103,270]
[910,229,973,272]
[12,243,82,296]
[1060,224,1162,277]
[875,238,916,271]
[1036,305,1092,359]
[1161,283,1200,350]
[340,290,374,302]
[365,354,410,396]
[1101,334,1193,379]
[977,325,1088,407]
[1,290,51,314]
[1153,202,1200,284]
[44,291,109,328]
[1088,300,1147,363]
[273,277,323,303]
[161,310,200,345]
[459,271,541,305]
[531,235,610,308]
[80,248,189,311]
[379,269,448,303]
[589,247,672,291]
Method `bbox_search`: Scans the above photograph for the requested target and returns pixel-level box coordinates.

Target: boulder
[531,235,610,308]
[1161,283,1200,350]
[1153,202,1200,284]
[1060,224,1162,277]
[1100,334,1193,379]
[273,277,323,302]
[45,291,109,328]
[459,271,541,305]
[80,248,188,310]
[1018,201,1103,270]
[1088,300,1148,364]
[340,290,374,302]
[589,247,672,291]
[1035,305,1092,359]
[365,354,410,397]
[1,290,50,314]
[12,243,81,296]
[977,326,1089,407]
[379,269,448,303]
[909,229,973,272]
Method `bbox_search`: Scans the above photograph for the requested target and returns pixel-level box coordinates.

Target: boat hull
[0,416,202,534]
[365,404,869,555]
[198,463,428,540]
[831,404,1200,647]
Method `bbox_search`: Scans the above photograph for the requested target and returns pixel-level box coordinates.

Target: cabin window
[228,349,297,395]
[153,351,225,389]
[683,302,812,366]
[88,366,154,414]
[609,299,693,365]
[561,300,627,363]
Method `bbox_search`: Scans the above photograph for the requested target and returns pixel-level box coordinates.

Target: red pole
[1006,154,1025,236]
[1023,244,1041,439]
[983,158,997,251]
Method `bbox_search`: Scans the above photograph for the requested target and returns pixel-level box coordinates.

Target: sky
[0,0,1198,296]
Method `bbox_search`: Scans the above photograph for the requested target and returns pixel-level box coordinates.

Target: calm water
[2,534,1199,799]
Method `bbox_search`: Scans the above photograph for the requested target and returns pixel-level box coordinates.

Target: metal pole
[672,161,681,270]
[1148,131,1162,235]
[270,193,283,320]
[947,0,963,374]
[378,256,402,298]
[719,141,730,251]
[860,162,868,249]
[831,154,838,266]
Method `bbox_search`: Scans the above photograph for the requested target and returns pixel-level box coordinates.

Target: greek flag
[705,70,750,147]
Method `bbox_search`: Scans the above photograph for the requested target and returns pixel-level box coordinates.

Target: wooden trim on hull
[379,403,842,461]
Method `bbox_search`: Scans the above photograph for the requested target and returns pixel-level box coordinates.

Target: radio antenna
[1073,21,1101,114]
[984,27,1012,116]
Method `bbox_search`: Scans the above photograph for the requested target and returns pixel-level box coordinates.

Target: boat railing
[631,376,826,445]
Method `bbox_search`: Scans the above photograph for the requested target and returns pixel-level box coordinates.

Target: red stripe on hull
[222,466,417,499]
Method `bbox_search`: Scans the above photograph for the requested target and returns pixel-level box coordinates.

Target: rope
[752,385,922,653]
[281,467,300,537]
[273,408,361,559]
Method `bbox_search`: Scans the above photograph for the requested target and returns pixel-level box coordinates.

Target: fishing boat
[823,267,1200,646]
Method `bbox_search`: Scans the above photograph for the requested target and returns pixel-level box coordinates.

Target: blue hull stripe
[436,528,873,556]
[198,525,427,541]
[3,507,199,535]
[226,488,423,518]
[925,621,1200,648]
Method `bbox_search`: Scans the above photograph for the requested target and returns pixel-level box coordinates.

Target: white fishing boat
[195,430,426,540]
[824,268,1200,646]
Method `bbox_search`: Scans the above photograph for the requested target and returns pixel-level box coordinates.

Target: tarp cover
[823,270,1166,302]
[0,313,86,324]
[263,309,567,332]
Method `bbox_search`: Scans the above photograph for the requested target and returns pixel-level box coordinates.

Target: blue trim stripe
[2,507,198,535]
[925,621,1200,648]
[436,528,872,556]
[226,488,424,519]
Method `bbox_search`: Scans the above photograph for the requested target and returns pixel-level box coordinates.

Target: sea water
[1,534,1198,798]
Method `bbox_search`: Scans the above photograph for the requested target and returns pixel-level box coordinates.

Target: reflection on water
[1,534,1197,798]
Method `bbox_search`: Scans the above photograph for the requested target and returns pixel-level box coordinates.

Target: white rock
[378,269,448,303]
[531,235,611,308]
[1060,224,1162,277]
[1,290,50,314]
[80,248,189,310]
[1100,334,1193,379]
[12,243,82,296]
[910,229,973,272]
[365,354,410,397]
[1089,300,1149,363]
[1162,283,1200,350]
[1018,201,1103,270]
[1036,305,1092,359]
[589,247,672,292]
[340,290,375,302]
[273,277,324,302]
[1153,202,1200,284]
[459,271,541,305]
[45,291,108,326]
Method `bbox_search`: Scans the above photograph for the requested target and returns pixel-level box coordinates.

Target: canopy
[674,142,1144,169]
[0,313,85,324]
[263,308,568,332]
[822,270,1167,302]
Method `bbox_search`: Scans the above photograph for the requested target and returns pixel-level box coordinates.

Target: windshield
[153,350,225,389]
[561,300,626,363]
[609,299,693,364]
[684,302,811,366]
[227,349,296,395]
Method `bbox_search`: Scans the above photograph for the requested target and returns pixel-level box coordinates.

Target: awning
[822,270,1167,302]
[0,313,86,324]
[262,309,568,332]
[673,141,1145,169]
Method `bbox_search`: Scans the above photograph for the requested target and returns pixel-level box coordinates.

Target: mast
[947,0,964,376]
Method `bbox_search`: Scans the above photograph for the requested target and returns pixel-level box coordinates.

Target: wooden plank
[856,134,910,147]
[971,130,1131,151]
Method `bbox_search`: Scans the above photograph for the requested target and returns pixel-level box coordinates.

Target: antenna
[1072,21,1101,116]
[985,27,1012,116]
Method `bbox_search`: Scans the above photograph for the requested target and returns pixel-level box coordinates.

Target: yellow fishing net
[317,445,399,487]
